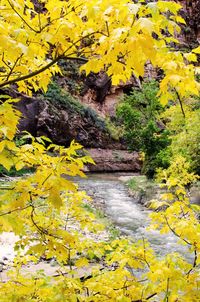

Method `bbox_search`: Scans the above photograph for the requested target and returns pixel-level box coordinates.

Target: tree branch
[132,292,157,302]
[0,205,31,217]
[0,56,87,88]
[175,89,186,118]
[0,29,99,89]
[164,215,191,246]
[7,0,40,34]
[187,248,197,276]
[0,55,61,88]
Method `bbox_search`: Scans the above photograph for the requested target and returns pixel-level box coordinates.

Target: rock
[0,264,3,272]
[50,258,59,267]
[190,192,200,205]
[83,72,111,104]
[177,0,200,46]
[86,149,142,172]
[15,96,125,150]
[128,189,146,205]
[15,96,40,136]
[0,232,19,265]
[37,101,71,146]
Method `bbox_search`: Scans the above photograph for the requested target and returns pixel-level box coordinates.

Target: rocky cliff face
[16,96,124,150]
[178,0,200,46]
[14,95,142,172]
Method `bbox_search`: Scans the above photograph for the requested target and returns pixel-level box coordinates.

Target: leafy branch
[7,0,40,34]
[0,55,86,89]
[0,205,31,217]
[164,215,192,246]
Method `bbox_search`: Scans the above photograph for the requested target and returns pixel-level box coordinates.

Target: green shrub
[83,106,106,131]
[45,81,84,113]
[127,178,137,190]
[117,80,171,178]
[58,59,84,94]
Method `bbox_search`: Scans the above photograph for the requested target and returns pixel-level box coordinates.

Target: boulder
[83,72,111,104]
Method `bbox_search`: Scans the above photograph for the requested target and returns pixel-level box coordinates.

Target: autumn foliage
[0,1,200,301]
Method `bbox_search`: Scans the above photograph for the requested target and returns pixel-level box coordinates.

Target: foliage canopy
[0,0,200,301]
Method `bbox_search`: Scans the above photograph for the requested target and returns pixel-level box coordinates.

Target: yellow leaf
[192,46,200,54]
[184,53,197,62]
[175,15,186,24]
[75,257,89,267]
[0,152,13,171]
[137,18,154,34]
[15,161,25,171]
[49,187,63,209]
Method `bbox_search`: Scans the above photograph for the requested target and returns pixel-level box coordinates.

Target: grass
[126,175,157,204]
[127,175,154,191]
[127,178,138,190]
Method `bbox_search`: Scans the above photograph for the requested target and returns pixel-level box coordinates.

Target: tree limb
[0,56,87,88]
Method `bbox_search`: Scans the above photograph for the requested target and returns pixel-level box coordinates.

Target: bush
[117,80,171,178]
[45,81,84,113]
[162,104,200,176]
[105,117,124,140]
[58,59,84,94]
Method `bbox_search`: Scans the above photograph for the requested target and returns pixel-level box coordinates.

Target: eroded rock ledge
[85,149,142,172]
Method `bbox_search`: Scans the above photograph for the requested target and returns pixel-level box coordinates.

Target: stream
[78,173,191,260]
[0,173,192,265]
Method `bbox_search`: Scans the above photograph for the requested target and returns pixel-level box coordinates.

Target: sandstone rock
[85,149,142,172]
[83,72,111,104]
[14,95,40,136]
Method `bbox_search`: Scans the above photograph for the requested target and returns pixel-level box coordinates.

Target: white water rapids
[78,173,192,260]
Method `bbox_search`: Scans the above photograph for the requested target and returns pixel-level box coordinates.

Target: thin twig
[106,21,110,36]
[164,215,191,246]
[175,89,186,118]
[7,0,40,33]
[132,292,157,302]
[166,277,170,302]
[0,205,31,217]
[187,248,197,276]
[6,54,23,81]
[142,237,151,269]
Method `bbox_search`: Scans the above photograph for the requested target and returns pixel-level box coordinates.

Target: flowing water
[78,173,192,260]
[0,173,192,263]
